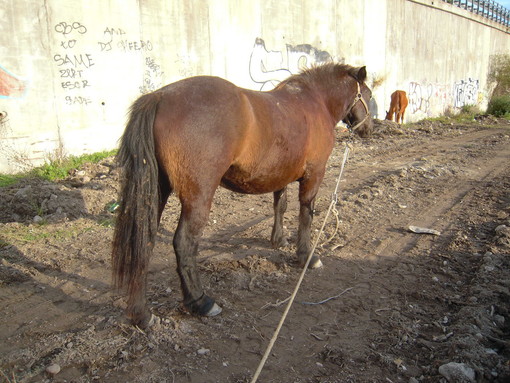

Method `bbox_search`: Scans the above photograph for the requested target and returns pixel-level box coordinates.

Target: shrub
[487,95,510,118]
[488,54,510,97]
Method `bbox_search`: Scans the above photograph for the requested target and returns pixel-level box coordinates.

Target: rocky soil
[0,118,509,383]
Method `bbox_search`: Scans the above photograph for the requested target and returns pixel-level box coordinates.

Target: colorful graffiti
[249,38,334,90]
[406,80,473,115]
[0,65,27,99]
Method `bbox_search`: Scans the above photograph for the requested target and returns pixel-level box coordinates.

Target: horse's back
[398,90,408,108]
[151,76,333,195]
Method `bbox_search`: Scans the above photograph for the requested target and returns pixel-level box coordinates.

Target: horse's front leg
[297,178,323,269]
[271,187,289,248]
[173,203,222,316]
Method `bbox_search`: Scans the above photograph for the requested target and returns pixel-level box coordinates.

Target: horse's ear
[357,66,367,82]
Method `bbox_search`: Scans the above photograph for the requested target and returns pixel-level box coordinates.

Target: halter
[346,82,370,132]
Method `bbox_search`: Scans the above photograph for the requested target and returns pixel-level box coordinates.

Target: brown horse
[112,63,373,327]
[385,90,408,124]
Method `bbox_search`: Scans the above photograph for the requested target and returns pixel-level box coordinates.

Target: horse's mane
[274,63,359,91]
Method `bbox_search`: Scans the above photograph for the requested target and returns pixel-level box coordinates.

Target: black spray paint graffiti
[54,21,87,49]
[98,27,126,52]
[97,26,157,94]
[408,82,433,114]
[54,21,87,36]
[52,22,159,105]
[139,57,164,94]
[454,78,479,108]
[98,27,153,53]
[53,21,93,106]
[249,38,333,90]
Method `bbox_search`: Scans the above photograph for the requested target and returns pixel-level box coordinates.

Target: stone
[495,224,508,233]
[15,185,32,198]
[45,363,61,375]
[33,215,43,223]
[197,348,210,355]
[438,362,475,382]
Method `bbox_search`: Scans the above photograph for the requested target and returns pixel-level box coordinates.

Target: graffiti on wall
[52,21,161,107]
[407,78,480,115]
[53,21,94,106]
[98,27,153,53]
[0,65,27,99]
[408,82,433,114]
[98,26,160,94]
[139,57,164,94]
[454,78,479,108]
[433,84,449,112]
[249,38,334,90]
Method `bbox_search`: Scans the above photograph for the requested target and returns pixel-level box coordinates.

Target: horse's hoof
[148,313,161,327]
[271,238,289,249]
[309,257,323,269]
[205,302,222,317]
[129,309,154,329]
[280,239,289,247]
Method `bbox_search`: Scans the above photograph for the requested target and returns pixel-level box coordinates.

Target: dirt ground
[1,118,509,383]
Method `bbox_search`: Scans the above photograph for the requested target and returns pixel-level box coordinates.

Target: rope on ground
[250,145,350,383]
[300,286,354,305]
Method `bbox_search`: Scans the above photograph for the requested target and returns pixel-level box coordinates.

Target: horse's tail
[112,92,161,301]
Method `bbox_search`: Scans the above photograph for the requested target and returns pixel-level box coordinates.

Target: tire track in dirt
[318,127,510,255]
[370,146,509,261]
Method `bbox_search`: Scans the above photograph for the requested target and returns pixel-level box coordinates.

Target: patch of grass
[0,174,25,187]
[0,149,117,187]
[30,149,117,181]
[98,217,115,228]
[0,237,9,248]
[1,223,95,245]
[421,105,480,124]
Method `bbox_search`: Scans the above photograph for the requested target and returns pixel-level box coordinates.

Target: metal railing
[441,0,510,27]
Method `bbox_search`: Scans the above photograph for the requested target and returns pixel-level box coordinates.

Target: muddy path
[0,120,509,383]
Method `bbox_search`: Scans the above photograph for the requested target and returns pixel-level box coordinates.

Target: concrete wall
[1,0,509,173]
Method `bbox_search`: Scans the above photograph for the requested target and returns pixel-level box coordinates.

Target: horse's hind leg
[297,176,323,269]
[173,196,222,316]
[271,187,289,248]
[157,169,172,224]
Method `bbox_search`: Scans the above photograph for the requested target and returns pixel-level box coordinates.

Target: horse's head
[342,66,373,138]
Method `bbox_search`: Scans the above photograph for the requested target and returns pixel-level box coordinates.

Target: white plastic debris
[408,225,441,236]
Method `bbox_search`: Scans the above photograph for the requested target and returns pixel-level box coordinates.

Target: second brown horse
[385,90,408,124]
[112,63,373,327]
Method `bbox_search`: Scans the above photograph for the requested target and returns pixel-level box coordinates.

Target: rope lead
[250,145,350,383]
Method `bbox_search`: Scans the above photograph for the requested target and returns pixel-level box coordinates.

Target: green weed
[487,95,510,118]
[0,149,117,187]
[423,106,478,124]
[0,174,25,187]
